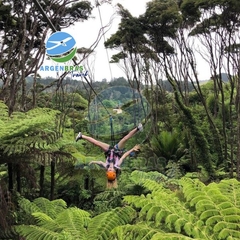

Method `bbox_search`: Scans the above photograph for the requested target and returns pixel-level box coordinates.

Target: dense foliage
[11,174,240,240]
[0,0,240,239]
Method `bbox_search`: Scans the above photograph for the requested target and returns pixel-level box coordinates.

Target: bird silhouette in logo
[46,37,72,51]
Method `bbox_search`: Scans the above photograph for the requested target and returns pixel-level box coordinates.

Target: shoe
[137,123,143,132]
[76,132,82,142]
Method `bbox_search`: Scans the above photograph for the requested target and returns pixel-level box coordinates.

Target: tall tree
[0,0,92,115]
[179,0,240,177]
[105,0,240,177]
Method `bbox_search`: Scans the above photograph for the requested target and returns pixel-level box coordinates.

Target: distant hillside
[23,73,231,95]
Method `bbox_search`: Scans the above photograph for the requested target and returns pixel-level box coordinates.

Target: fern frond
[15,225,65,240]
[190,196,215,209]
[207,191,229,204]
[146,206,162,221]
[140,202,156,217]
[151,232,196,240]
[111,223,162,240]
[87,206,135,240]
[224,215,240,223]
[155,209,171,226]
[31,212,55,226]
[183,222,193,236]
[51,199,67,214]
[185,190,204,203]
[217,179,240,208]
[55,207,90,239]
[33,197,58,219]
[180,178,205,199]
[142,179,167,193]
[218,228,240,240]
[119,177,240,240]
[199,209,220,220]
[130,170,168,185]
[213,221,227,232]
[214,221,240,233]
[18,198,42,215]
[205,215,222,226]
[174,217,187,233]
[220,207,240,216]
[217,201,235,210]
[123,195,147,208]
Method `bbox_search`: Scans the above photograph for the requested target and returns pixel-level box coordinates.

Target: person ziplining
[76,123,143,188]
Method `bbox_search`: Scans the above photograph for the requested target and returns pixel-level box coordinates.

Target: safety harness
[105,147,124,168]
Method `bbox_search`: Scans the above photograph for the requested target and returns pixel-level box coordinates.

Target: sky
[41,0,211,81]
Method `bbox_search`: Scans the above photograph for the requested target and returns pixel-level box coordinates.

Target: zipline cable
[33,0,115,144]
[96,0,113,81]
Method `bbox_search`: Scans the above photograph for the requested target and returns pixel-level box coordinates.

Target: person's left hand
[132,145,140,152]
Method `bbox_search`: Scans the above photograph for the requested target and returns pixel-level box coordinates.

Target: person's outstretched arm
[118,145,140,166]
[89,161,107,168]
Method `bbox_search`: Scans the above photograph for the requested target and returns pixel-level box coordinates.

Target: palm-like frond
[15,225,66,240]
[111,223,163,240]
[15,197,136,240]
[33,197,60,219]
[55,207,90,239]
[0,102,77,166]
[87,206,136,240]
[122,176,240,239]
[130,170,168,184]
[150,130,185,160]
[18,198,42,215]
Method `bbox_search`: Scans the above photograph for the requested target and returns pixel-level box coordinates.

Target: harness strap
[105,147,124,168]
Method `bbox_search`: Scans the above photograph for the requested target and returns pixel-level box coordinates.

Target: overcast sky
[41,0,211,81]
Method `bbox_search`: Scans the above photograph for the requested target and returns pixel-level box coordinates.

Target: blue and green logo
[45,31,77,63]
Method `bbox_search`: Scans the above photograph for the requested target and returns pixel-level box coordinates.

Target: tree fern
[14,177,240,240]
[51,199,67,214]
[0,105,76,166]
[151,232,196,240]
[18,197,42,215]
[122,175,240,240]
[15,197,136,240]
[87,206,136,240]
[218,228,240,240]
[33,197,60,219]
[54,207,90,239]
[30,212,63,234]
[15,225,67,240]
[217,179,240,208]
[130,169,168,185]
[111,223,163,240]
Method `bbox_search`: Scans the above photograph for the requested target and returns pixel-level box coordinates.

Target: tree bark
[39,165,45,197]
[16,164,21,193]
[8,163,13,192]
[50,160,55,200]
[236,67,240,180]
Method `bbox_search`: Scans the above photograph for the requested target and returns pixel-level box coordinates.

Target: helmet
[106,170,116,181]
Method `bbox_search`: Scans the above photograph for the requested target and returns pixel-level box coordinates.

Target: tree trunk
[8,163,13,192]
[39,165,45,197]
[168,76,214,175]
[16,164,21,193]
[237,109,240,180]
[236,70,240,180]
[50,160,55,200]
